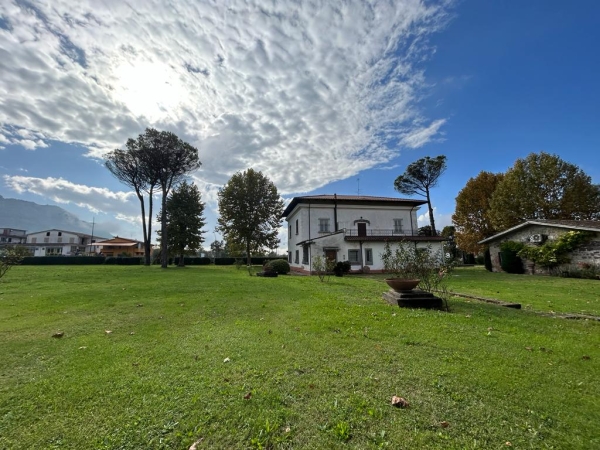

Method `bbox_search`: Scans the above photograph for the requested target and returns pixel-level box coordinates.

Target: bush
[474,254,485,265]
[500,250,524,274]
[484,248,492,272]
[333,261,351,277]
[265,259,290,274]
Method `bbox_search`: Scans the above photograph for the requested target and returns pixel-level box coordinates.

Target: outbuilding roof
[478,219,600,244]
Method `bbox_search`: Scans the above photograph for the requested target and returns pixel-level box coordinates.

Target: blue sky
[1,0,598,248]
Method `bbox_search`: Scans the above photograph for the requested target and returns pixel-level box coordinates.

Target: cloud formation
[0,0,450,194]
[4,175,135,215]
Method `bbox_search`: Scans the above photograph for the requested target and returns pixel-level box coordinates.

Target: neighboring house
[25,229,107,256]
[479,220,600,274]
[92,236,147,257]
[282,194,446,274]
[0,228,27,248]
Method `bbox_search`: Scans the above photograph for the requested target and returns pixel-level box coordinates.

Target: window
[295,219,299,235]
[46,232,50,236]
[45,247,62,256]
[318,218,330,233]
[365,248,373,265]
[69,238,75,243]
[288,225,292,238]
[43,238,49,243]
[348,249,360,264]
[394,219,403,234]
[31,237,37,244]
[302,245,309,264]
[288,252,292,263]
[57,237,62,243]
[58,232,62,237]
[295,250,299,264]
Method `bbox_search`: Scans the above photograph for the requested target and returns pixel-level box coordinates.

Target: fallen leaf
[130,331,135,335]
[122,288,126,290]
[52,332,64,338]
[223,357,230,363]
[105,330,112,334]
[244,392,252,400]
[136,304,143,307]
[285,426,291,433]
[582,355,591,360]
[391,396,409,408]
[440,421,450,428]
[505,442,512,447]
[79,346,87,350]
[189,438,203,450]
[525,347,532,351]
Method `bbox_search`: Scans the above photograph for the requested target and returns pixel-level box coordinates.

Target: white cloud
[0,0,451,194]
[417,206,452,230]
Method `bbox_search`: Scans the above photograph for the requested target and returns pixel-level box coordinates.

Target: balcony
[344,229,418,237]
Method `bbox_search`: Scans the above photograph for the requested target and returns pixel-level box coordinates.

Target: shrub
[499,241,525,274]
[474,254,485,265]
[484,248,492,272]
[173,257,211,265]
[104,257,141,265]
[333,261,351,277]
[266,259,290,274]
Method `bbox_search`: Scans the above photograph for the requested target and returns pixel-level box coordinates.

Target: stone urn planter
[385,278,420,292]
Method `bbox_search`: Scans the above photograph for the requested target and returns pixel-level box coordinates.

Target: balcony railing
[344,229,419,237]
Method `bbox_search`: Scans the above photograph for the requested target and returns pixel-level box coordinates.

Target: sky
[1,0,599,250]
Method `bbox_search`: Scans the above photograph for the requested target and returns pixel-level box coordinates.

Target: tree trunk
[160,186,168,268]
[178,251,185,267]
[136,190,151,266]
[145,186,154,266]
[426,189,437,236]
[246,240,251,266]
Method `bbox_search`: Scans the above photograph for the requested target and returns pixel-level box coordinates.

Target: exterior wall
[26,229,101,256]
[487,225,600,274]
[286,202,422,273]
[0,228,27,245]
[100,243,145,257]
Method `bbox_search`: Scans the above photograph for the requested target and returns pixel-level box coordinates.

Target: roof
[479,220,600,244]
[282,194,427,217]
[92,236,145,246]
[26,228,107,239]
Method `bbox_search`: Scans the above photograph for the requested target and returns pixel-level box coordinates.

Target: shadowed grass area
[445,266,600,316]
[0,265,598,449]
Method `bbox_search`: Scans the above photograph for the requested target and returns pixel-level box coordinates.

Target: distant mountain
[0,195,112,238]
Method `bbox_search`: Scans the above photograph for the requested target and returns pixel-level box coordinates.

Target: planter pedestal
[383,289,443,309]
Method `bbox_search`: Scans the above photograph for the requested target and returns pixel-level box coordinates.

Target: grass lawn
[0,265,599,449]
[445,266,600,316]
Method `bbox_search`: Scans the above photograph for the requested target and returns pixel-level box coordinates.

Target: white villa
[283,194,446,274]
[26,229,107,256]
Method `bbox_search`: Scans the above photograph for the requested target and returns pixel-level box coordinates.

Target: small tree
[217,169,284,265]
[394,155,447,236]
[0,246,30,281]
[157,181,206,267]
[312,254,336,282]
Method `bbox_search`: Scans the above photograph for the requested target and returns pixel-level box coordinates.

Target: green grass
[1,265,599,449]
[445,266,600,316]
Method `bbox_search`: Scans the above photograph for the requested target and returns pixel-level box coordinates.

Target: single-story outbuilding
[479,219,600,274]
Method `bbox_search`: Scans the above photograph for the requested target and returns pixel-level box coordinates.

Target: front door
[325,249,337,263]
[357,223,367,237]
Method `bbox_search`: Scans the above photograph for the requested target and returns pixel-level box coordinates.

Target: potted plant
[381,241,422,291]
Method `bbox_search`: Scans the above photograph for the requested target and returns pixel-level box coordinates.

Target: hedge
[173,257,211,265]
[104,257,142,265]
[19,256,106,265]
